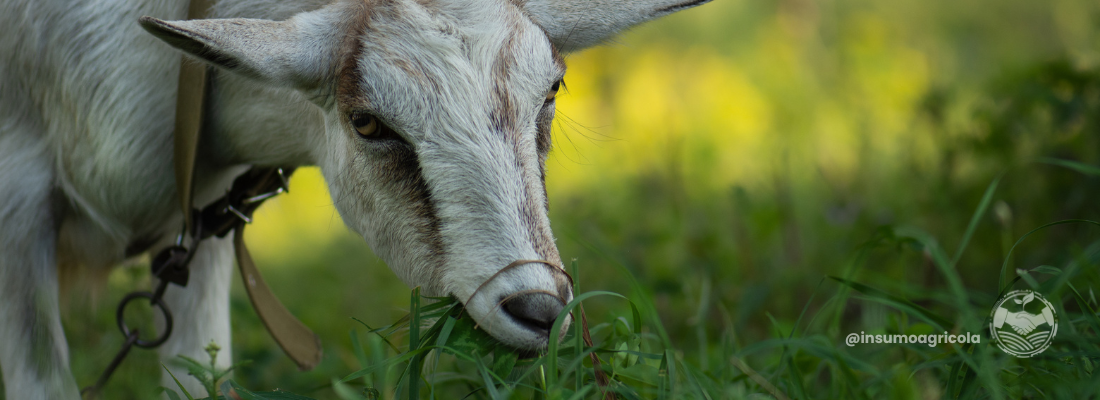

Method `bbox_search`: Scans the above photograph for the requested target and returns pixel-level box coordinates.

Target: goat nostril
[502,293,563,334]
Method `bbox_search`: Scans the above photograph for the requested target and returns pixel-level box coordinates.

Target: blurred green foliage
[39,0,1100,398]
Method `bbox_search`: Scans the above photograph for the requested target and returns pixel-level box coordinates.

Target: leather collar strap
[172,0,206,229]
[174,0,322,370]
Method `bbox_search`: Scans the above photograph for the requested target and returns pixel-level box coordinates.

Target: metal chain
[80,221,198,399]
[80,168,290,399]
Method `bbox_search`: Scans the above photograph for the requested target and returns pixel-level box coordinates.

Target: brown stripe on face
[336,2,373,111]
[520,117,559,264]
[488,7,565,137]
[371,139,449,293]
[546,37,566,72]
[486,22,561,265]
[520,181,559,264]
[489,16,522,136]
[534,99,554,198]
[505,0,570,69]
[338,1,435,114]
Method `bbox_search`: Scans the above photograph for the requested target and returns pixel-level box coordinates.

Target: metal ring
[116,292,173,348]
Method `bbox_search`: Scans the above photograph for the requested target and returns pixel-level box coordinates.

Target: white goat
[0,0,709,397]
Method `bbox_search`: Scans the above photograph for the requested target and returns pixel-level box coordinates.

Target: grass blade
[952,175,1001,267]
[997,219,1100,292]
[829,276,952,329]
[408,287,422,400]
[162,365,195,400]
[1038,157,1100,176]
[546,291,637,390]
[1068,283,1100,336]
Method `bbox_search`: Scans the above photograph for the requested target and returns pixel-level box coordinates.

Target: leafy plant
[161,341,309,400]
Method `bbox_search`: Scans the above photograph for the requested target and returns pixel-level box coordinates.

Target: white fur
[0,0,709,397]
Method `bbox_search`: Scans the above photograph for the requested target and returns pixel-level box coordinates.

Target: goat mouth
[457,259,574,348]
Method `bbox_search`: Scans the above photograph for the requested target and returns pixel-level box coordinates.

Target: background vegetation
[36,0,1100,398]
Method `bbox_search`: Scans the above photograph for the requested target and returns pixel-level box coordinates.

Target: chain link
[81,168,290,399]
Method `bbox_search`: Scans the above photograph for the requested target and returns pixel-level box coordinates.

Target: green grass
[160,182,1100,400]
[160,164,1100,399]
[18,1,1100,398]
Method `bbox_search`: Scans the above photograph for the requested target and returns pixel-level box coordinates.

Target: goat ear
[139,15,335,90]
[521,0,711,53]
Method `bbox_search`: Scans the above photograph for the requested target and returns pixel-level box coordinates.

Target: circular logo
[989,290,1058,358]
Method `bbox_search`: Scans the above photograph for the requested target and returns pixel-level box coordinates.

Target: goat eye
[351,114,379,137]
[545,80,561,102]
